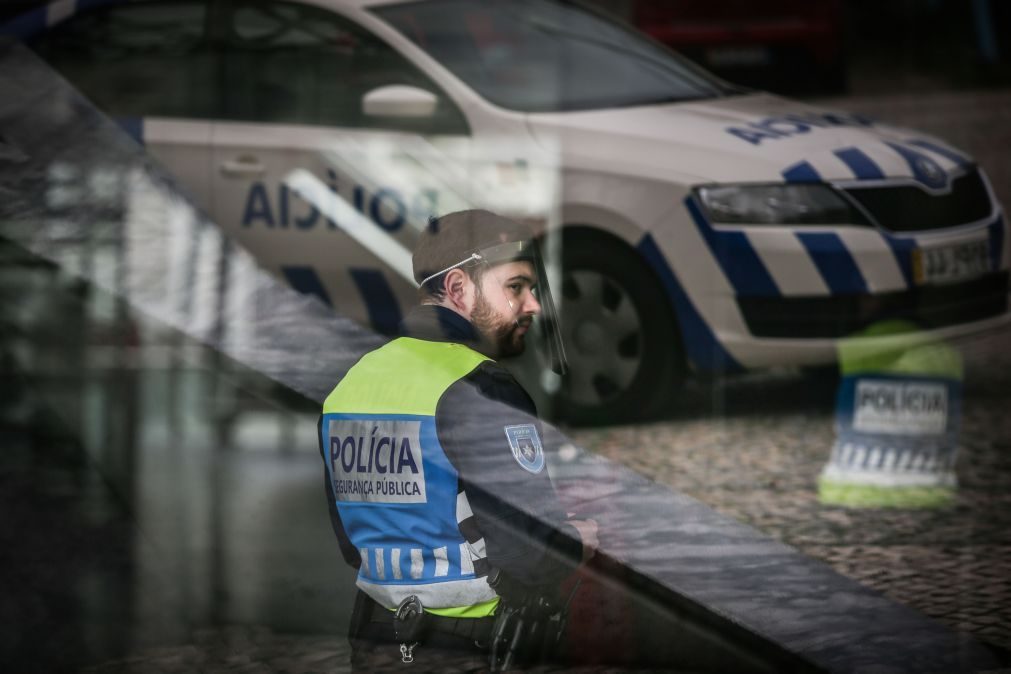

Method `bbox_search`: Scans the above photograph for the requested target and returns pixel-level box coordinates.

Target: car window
[374,0,736,113]
[29,1,219,119]
[218,0,470,134]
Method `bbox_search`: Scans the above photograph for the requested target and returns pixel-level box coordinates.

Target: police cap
[413,209,534,289]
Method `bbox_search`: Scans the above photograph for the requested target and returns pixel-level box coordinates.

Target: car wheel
[549,229,685,425]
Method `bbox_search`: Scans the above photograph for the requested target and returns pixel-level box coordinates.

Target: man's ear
[444,268,474,314]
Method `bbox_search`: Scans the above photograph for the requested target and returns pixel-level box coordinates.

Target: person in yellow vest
[320,209,598,670]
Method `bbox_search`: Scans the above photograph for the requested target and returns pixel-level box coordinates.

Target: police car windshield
[373,0,734,113]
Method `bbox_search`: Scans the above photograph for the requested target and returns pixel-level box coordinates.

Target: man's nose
[524,290,542,315]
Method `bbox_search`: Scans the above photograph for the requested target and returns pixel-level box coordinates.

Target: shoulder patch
[504,424,545,474]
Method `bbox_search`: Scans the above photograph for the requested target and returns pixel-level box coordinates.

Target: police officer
[319,209,597,671]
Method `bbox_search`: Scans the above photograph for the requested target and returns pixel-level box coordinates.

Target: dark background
[4,1,1011,96]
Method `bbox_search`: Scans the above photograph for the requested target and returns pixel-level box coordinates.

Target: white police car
[6,0,1008,423]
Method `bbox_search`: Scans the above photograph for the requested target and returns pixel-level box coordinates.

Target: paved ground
[72,321,1011,673]
[77,331,1011,673]
[569,326,1011,657]
[566,87,1011,660]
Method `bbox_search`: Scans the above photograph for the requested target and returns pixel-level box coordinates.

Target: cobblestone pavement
[80,324,1011,672]
[568,327,1011,657]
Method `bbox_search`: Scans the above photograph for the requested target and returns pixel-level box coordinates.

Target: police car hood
[525,92,968,186]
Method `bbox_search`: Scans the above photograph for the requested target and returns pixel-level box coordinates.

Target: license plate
[912,239,989,285]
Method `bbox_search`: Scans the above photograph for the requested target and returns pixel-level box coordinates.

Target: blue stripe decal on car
[907,139,970,167]
[834,147,885,180]
[1,7,47,39]
[637,234,743,373]
[281,265,332,307]
[795,232,869,294]
[883,234,917,288]
[781,161,822,183]
[350,268,402,336]
[114,117,144,146]
[884,142,949,190]
[989,216,1005,271]
[684,196,780,297]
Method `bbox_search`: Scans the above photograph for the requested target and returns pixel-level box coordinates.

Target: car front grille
[843,168,993,233]
[738,271,1009,339]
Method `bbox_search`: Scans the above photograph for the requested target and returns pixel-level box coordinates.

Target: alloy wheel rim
[560,269,642,407]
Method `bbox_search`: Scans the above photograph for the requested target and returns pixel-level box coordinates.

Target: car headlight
[694,184,871,225]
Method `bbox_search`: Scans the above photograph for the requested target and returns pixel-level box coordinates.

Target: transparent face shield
[420,240,568,374]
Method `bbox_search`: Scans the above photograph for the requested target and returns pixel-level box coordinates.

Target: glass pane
[30,2,217,119]
[7,0,1011,670]
[375,0,734,112]
[220,0,468,133]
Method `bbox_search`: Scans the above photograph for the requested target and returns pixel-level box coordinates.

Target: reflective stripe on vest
[322,337,498,615]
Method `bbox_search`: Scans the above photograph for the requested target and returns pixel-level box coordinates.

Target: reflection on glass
[376,0,735,111]
[821,320,964,508]
[3,0,1011,667]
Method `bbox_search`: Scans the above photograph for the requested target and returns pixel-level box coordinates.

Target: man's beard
[471,289,531,358]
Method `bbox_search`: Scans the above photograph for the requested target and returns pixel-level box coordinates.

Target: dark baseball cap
[413,209,535,287]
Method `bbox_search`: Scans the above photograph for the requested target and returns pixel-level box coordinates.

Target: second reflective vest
[321,337,499,616]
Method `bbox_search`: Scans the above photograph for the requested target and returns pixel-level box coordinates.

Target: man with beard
[319,209,597,671]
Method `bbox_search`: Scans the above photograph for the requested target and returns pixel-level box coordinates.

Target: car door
[207,0,475,332]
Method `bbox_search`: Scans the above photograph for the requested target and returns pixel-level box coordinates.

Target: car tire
[546,228,685,425]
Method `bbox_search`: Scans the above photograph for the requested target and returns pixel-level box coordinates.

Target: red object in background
[631,0,846,93]
[563,561,636,665]
[556,477,637,665]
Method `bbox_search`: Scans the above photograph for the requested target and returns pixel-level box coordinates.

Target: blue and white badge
[504,424,545,474]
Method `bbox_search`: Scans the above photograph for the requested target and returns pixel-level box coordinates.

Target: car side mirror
[362,85,438,118]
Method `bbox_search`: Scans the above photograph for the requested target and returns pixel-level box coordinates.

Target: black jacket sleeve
[318,414,360,569]
[435,361,583,591]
